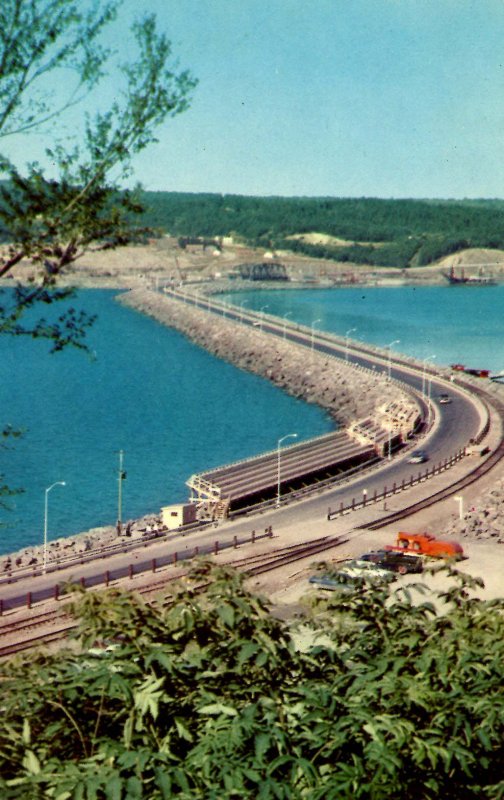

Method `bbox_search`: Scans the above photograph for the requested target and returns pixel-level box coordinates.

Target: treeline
[140,192,504,267]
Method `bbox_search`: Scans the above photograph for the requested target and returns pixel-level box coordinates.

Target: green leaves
[0,563,503,799]
[0,1,197,357]
[133,676,165,722]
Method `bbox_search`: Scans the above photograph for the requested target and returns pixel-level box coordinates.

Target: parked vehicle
[408,449,428,464]
[359,550,423,574]
[308,573,356,592]
[308,560,394,591]
[387,531,464,559]
[338,559,395,581]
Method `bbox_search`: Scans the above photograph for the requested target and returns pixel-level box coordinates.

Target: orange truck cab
[387,532,464,559]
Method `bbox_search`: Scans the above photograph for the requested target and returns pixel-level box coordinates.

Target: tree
[0,0,196,511]
[0,561,502,798]
[0,0,197,351]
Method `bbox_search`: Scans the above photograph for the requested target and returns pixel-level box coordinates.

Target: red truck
[387,531,464,559]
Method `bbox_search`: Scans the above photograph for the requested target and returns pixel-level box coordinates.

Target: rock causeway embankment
[0,286,416,574]
[118,288,413,425]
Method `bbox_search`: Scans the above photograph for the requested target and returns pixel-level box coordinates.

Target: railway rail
[3,293,503,657]
[361,440,504,530]
[0,536,350,658]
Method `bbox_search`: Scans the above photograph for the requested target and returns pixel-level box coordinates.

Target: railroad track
[0,607,68,638]
[0,535,351,658]
[3,422,503,659]
[361,417,504,531]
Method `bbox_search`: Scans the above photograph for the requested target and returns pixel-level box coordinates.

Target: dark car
[359,550,424,575]
[308,573,356,592]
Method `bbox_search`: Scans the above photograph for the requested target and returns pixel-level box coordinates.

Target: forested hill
[140,192,504,268]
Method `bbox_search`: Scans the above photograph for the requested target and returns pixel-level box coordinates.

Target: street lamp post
[43,481,66,573]
[117,449,127,533]
[386,340,400,380]
[259,305,269,332]
[283,312,293,340]
[311,319,321,359]
[422,354,436,398]
[277,433,298,507]
[454,495,464,520]
[345,327,357,362]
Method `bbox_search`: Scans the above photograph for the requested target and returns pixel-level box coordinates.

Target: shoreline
[117,287,415,426]
[2,265,504,570]
[5,237,504,293]
[1,283,416,570]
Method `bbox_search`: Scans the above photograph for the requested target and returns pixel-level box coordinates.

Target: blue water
[2,284,503,556]
[222,285,504,373]
[0,290,332,555]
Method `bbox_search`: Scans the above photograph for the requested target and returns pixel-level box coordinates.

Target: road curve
[1,289,500,614]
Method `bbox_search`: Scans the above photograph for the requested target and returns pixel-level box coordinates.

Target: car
[438,393,452,405]
[308,561,394,592]
[308,573,356,592]
[359,550,423,575]
[408,449,428,464]
[338,559,395,581]
[389,532,464,559]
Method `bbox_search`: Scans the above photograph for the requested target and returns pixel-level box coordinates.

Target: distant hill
[139,192,504,269]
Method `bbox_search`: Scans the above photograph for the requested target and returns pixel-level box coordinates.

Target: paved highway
[0,292,490,609]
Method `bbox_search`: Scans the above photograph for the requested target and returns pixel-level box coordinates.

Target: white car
[338,559,395,582]
[308,560,394,592]
[408,449,428,464]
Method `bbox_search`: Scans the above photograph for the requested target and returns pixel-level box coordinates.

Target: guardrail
[0,526,274,614]
[327,448,467,520]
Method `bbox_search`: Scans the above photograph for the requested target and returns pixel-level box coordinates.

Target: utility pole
[117,450,126,533]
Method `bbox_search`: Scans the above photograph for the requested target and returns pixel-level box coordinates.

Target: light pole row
[386,339,400,379]
[43,481,66,573]
[42,449,127,572]
[345,328,357,361]
[310,319,321,360]
[277,432,298,507]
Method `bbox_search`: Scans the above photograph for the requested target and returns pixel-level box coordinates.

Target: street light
[259,305,269,332]
[311,319,321,359]
[283,311,293,340]
[386,339,400,379]
[239,299,248,322]
[43,481,66,573]
[422,354,436,397]
[454,495,464,520]
[345,327,357,362]
[277,433,298,507]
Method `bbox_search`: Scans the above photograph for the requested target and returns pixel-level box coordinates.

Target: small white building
[161,503,197,530]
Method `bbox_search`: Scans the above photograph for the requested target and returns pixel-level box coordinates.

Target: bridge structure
[238,262,289,281]
[1,286,499,638]
[142,286,489,525]
[187,398,422,519]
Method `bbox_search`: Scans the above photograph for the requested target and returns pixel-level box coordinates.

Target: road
[0,291,494,611]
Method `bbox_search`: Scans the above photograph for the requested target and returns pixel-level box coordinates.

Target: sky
[3,0,504,199]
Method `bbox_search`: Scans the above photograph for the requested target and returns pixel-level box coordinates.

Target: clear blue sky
[5,0,504,198]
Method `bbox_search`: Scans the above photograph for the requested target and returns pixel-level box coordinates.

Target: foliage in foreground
[0,0,196,352]
[0,561,503,799]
